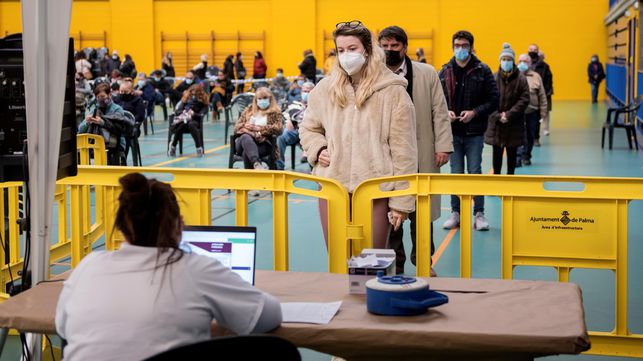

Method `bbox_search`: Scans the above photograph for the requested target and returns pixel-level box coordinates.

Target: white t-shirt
[250,114,268,127]
[55,243,267,361]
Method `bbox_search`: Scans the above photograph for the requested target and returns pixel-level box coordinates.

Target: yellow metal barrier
[0,182,23,291]
[351,173,643,358]
[57,166,351,273]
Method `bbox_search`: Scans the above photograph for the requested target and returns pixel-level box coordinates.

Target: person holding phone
[438,30,499,231]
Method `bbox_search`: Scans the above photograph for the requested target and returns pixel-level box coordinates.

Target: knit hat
[499,42,515,61]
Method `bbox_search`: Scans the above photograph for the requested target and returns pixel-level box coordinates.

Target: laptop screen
[181,226,257,285]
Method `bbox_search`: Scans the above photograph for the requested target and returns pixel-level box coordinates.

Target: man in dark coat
[588,55,605,103]
[298,49,317,83]
[439,30,499,232]
[528,44,553,139]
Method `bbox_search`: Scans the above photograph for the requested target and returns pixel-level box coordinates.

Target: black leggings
[170,120,202,148]
[235,133,272,169]
[492,145,518,175]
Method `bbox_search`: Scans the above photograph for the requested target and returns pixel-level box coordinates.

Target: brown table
[0,271,590,361]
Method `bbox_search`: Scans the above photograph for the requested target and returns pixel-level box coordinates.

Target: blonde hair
[250,87,281,114]
[329,24,386,108]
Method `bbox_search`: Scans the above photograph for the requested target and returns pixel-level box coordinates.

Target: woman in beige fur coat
[300,21,418,248]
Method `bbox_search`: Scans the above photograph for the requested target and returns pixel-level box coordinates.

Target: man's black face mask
[385,50,404,67]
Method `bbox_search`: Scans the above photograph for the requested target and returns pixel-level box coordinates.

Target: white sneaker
[544,130,550,136]
[474,212,490,231]
[442,212,460,229]
[253,162,267,170]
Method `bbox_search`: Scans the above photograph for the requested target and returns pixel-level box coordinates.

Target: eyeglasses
[336,20,362,29]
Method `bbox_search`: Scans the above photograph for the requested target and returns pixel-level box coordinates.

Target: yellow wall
[0,0,607,100]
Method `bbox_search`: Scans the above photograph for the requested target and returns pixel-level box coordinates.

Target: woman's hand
[318,149,330,167]
[389,210,408,231]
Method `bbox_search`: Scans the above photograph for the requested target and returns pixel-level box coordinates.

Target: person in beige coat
[300,21,418,249]
[379,26,453,275]
[516,53,548,166]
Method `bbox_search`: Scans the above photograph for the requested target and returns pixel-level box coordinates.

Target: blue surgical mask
[517,62,529,73]
[454,47,469,62]
[276,72,284,78]
[500,60,514,72]
[257,98,270,110]
[185,78,193,85]
[297,80,304,87]
[137,80,145,88]
[301,92,309,102]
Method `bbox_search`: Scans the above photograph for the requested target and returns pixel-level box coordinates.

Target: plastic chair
[224,93,255,144]
[142,335,301,361]
[123,110,143,166]
[602,94,642,150]
[142,100,155,136]
[228,134,278,170]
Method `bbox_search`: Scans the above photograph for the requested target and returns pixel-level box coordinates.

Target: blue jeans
[276,128,299,170]
[450,135,485,214]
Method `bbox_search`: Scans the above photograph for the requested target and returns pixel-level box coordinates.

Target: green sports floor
[2,100,642,360]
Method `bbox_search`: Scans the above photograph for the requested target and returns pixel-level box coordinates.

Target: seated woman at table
[55,173,282,361]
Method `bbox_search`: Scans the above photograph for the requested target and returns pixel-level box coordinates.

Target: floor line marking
[432,228,457,265]
[150,144,229,167]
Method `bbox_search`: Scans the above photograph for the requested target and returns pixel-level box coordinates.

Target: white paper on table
[280,301,342,324]
[348,254,379,267]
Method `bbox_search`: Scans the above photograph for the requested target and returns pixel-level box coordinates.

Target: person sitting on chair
[78,82,134,165]
[114,80,145,135]
[168,85,208,157]
[55,173,283,361]
[276,81,314,170]
[234,87,283,169]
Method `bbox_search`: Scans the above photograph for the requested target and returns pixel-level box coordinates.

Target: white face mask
[338,51,367,76]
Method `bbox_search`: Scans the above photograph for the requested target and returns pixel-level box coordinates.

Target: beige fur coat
[300,66,418,213]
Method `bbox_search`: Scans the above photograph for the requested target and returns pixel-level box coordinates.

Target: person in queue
[299,20,418,248]
[484,43,529,175]
[379,25,453,276]
[56,173,282,361]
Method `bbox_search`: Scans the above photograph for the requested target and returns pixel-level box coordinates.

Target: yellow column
[109,0,156,75]
[268,0,317,77]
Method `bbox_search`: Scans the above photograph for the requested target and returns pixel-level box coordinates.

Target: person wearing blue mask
[438,30,499,231]
[516,53,548,167]
[276,81,314,170]
[484,43,529,176]
[171,70,197,106]
[233,87,283,171]
[287,74,306,103]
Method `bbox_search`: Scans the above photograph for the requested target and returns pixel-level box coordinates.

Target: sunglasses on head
[336,20,362,29]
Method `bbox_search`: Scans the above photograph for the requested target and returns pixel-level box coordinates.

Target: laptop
[180,225,257,285]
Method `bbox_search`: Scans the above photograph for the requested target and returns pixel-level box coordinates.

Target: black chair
[123,110,142,166]
[224,93,255,144]
[142,100,155,136]
[602,94,642,150]
[228,134,277,170]
[288,142,297,169]
[143,335,301,361]
[167,101,206,156]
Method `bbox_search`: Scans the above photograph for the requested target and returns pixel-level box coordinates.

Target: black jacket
[532,60,553,97]
[438,54,499,136]
[224,59,235,80]
[235,59,246,78]
[588,61,605,85]
[113,94,146,131]
[299,55,317,81]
